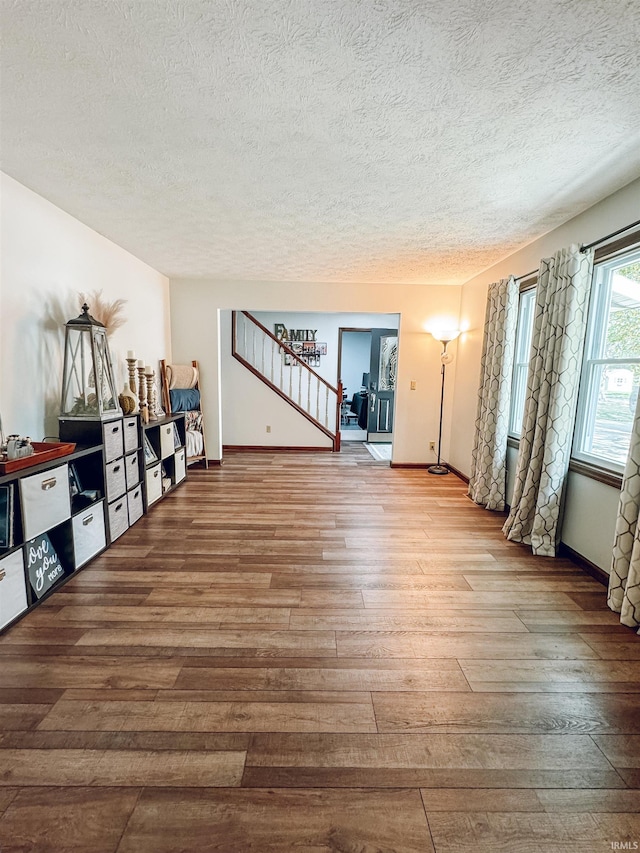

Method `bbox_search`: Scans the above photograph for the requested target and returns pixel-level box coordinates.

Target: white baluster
[270,337,275,383]
[288,354,293,399]
[325,385,329,427]
[316,379,320,422]
[298,363,302,407]
[307,371,311,411]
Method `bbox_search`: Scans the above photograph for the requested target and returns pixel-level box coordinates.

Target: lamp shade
[60,304,122,421]
[431,329,460,345]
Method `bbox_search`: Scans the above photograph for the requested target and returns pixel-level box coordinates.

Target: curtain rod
[514,218,640,279]
[515,268,538,281]
[580,218,640,253]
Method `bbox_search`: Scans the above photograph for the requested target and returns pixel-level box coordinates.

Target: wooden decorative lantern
[60,304,122,421]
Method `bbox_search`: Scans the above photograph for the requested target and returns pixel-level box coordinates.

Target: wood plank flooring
[1,444,639,852]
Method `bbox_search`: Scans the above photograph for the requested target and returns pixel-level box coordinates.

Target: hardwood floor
[1,444,639,852]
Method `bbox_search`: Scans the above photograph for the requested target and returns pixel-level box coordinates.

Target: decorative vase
[118,382,138,415]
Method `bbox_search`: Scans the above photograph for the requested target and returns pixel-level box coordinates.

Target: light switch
[410,380,417,390]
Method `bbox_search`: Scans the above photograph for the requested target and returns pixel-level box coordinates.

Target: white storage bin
[105,458,127,502]
[123,417,139,454]
[145,463,162,506]
[0,549,28,630]
[127,485,144,525]
[72,501,106,567]
[103,419,124,462]
[108,496,129,541]
[175,448,186,484]
[124,452,140,491]
[19,463,71,541]
[160,423,174,459]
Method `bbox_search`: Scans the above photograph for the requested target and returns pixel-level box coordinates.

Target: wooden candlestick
[145,368,158,421]
[136,366,148,423]
[126,357,137,397]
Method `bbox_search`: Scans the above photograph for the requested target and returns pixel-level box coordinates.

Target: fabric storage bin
[72,501,106,567]
[145,463,162,506]
[123,417,139,454]
[124,452,140,491]
[175,448,186,484]
[103,419,124,463]
[19,463,71,540]
[160,423,174,459]
[0,548,28,630]
[107,496,129,541]
[105,458,126,502]
[127,485,144,525]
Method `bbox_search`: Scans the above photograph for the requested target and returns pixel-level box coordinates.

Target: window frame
[570,236,640,479]
[507,279,537,439]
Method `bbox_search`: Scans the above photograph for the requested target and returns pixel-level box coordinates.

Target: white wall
[451,176,640,571]
[219,311,396,448]
[562,472,621,569]
[0,173,171,440]
[170,282,461,464]
[220,311,333,449]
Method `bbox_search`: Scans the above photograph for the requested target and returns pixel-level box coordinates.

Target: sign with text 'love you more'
[26,533,65,599]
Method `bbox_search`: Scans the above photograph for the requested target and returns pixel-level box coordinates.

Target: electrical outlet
[429,441,436,452]
[266,425,271,433]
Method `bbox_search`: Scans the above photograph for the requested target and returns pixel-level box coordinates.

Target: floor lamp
[428,330,460,475]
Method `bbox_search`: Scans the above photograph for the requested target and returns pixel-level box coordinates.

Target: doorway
[338,326,398,455]
[338,329,370,442]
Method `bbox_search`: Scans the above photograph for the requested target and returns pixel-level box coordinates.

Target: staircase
[231,310,341,451]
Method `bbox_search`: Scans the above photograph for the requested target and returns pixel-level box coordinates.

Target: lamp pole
[428,338,450,475]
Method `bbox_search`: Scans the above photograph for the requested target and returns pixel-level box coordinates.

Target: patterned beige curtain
[608,392,640,632]
[503,245,594,556]
[468,277,518,511]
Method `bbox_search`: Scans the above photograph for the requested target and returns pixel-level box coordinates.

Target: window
[573,247,640,471]
[508,286,536,436]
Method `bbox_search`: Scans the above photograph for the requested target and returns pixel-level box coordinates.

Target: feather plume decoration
[78,290,127,336]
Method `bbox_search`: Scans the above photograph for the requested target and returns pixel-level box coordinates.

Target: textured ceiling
[1,0,640,284]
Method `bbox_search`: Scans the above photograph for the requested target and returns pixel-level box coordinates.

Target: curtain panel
[503,245,594,556]
[608,392,640,632]
[468,276,518,511]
